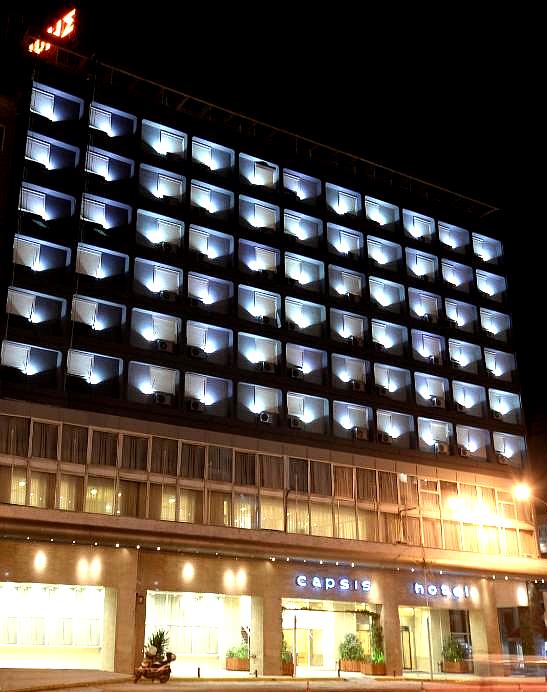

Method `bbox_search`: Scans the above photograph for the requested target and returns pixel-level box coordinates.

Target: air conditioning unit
[346,292,360,303]
[187,398,205,412]
[375,384,387,396]
[287,320,298,331]
[287,276,299,286]
[159,290,176,301]
[450,358,460,368]
[260,268,275,277]
[377,430,392,444]
[187,345,206,359]
[258,411,273,424]
[458,445,470,458]
[374,341,387,352]
[348,250,360,261]
[258,360,275,373]
[496,452,510,465]
[348,335,364,347]
[152,392,173,406]
[155,338,174,353]
[259,314,272,325]
[430,395,443,408]
[352,426,368,440]
[189,296,203,308]
[447,318,458,329]
[288,415,303,430]
[421,313,433,322]
[454,401,465,412]
[350,379,365,392]
[160,241,177,254]
[428,354,440,365]
[486,367,496,377]
[288,366,303,380]
[492,409,503,419]
[434,441,449,455]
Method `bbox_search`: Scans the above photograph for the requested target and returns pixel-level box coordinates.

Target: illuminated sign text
[296,574,371,593]
[413,582,470,599]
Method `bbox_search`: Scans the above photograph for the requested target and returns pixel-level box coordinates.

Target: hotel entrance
[282,598,379,676]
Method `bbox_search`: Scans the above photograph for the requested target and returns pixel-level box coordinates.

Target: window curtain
[422,518,442,548]
[259,455,284,489]
[150,438,178,475]
[259,495,284,530]
[358,508,378,541]
[402,516,421,546]
[480,526,500,555]
[288,458,308,493]
[234,452,256,486]
[10,467,27,505]
[208,447,232,483]
[378,472,398,504]
[287,498,309,534]
[117,479,146,518]
[443,520,462,551]
[381,512,400,543]
[519,530,537,556]
[310,461,331,496]
[160,485,177,521]
[180,443,204,479]
[0,416,30,456]
[233,493,258,529]
[90,431,118,466]
[85,477,115,514]
[179,488,203,524]
[502,528,519,556]
[400,475,419,506]
[310,502,333,536]
[28,471,55,508]
[61,425,88,464]
[121,435,148,470]
[31,422,58,460]
[334,466,353,499]
[462,523,479,552]
[334,504,356,539]
[58,475,83,512]
[357,469,377,503]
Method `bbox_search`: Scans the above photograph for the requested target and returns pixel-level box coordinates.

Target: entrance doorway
[400,625,413,670]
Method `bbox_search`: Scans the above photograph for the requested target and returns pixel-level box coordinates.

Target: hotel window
[310,502,333,537]
[409,288,440,322]
[190,182,233,215]
[334,504,356,538]
[456,425,489,459]
[480,308,510,340]
[365,196,399,227]
[240,153,278,188]
[192,137,234,172]
[240,196,278,230]
[484,348,515,381]
[406,249,437,280]
[472,233,503,263]
[438,222,469,253]
[412,330,443,363]
[19,186,45,218]
[208,446,232,483]
[90,105,112,134]
[476,270,506,301]
[415,373,447,407]
[400,475,419,507]
[310,461,332,496]
[85,147,134,180]
[403,210,434,241]
[252,244,277,273]
[149,484,177,521]
[328,224,362,257]
[58,475,84,512]
[284,211,322,244]
[367,236,401,267]
[25,135,51,168]
[289,457,308,493]
[9,467,27,505]
[260,495,284,530]
[90,430,118,466]
[442,260,472,291]
[259,454,284,489]
[60,425,88,464]
[378,471,398,504]
[180,443,205,479]
[233,493,258,529]
[423,518,442,548]
[142,119,186,157]
[31,421,58,459]
[287,498,309,534]
[30,86,54,119]
[209,491,232,527]
[356,468,377,503]
[136,210,183,247]
[369,277,404,311]
[381,512,400,543]
[357,508,378,542]
[283,169,321,201]
[28,471,55,509]
[179,488,203,523]
[334,466,353,499]
[443,520,462,551]
[90,102,136,137]
[234,452,256,486]
[82,196,105,226]
[449,339,481,373]
[326,183,361,216]
[85,476,115,514]
[121,435,149,471]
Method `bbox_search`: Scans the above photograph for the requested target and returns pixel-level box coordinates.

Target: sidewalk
[0,670,131,692]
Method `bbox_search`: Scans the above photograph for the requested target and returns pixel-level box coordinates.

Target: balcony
[237,383,282,425]
[142,119,186,159]
[7,287,66,331]
[128,361,179,406]
[493,432,525,468]
[408,288,440,324]
[188,225,233,266]
[240,195,279,232]
[369,276,405,314]
[484,348,515,382]
[411,329,444,365]
[374,363,411,403]
[327,223,363,259]
[286,392,329,435]
[285,297,326,338]
[239,239,279,276]
[283,168,321,204]
[284,210,322,247]
[30,82,84,123]
[367,235,402,271]
[326,183,361,219]
[442,260,473,293]
[376,409,414,449]
[448,338,481,374]
[439,221,469,255]
[238,333,280,372]
[187,272,233,314]
[136,209,183,251]
[72,295,125,337]
[25,132,79,171]
[192,137,234,174]
[329,265,364,304]
[415,373,448,409]
[13,235,71,274]
[286,253,324,293]
[456,425,490,461]
[184,372,232,417]
[406,248,438,283]
[286,343,327,385]
[476,269,506,303]
[489,388,522,425]
[480,308,511,342]
[188,322,233,366]
[67,348,122,396]
[139,164,185,204]
[418,417,453,454]
[333,401,371,441]
[190,181,234,221]
[403,209,435,242]
[365,196,399,231]
[240,153,278,190]
[130,308,180,353]
[371,319,407,357]
[331,309,366,348]
[452,381,487,417]
[238,286,281,327]
[19,182,75,224]
[81,194,132,230]
[76,244,129,284]
[473,232,503,265]
[1,340,61,385]
[89,102,137,139]
[331,353,368,392]
[445,298,477,334]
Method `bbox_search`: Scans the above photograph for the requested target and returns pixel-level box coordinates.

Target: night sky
[3,4,543,444]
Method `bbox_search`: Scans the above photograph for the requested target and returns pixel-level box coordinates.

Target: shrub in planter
[362,620,386,675]
[281,637,294,676]
[147,629,169,661]
[338,633,364,672]
[226,642,250,671]
[441,634,471,674]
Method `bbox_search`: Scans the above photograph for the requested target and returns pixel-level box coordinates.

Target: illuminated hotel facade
[0,45,544,677]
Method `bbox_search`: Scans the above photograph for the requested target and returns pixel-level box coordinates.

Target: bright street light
[514,483,531,502]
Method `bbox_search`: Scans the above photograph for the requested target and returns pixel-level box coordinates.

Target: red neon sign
[28,8,77,55]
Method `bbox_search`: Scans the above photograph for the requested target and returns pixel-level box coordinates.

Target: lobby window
[116,479,147,518]
[149,483,177,521]
[286,253,324,292]
[233,493,258,529]
[403,209,435,242]
[237,383,282,425]
[190,181,233,218]
[452,381,487,417]
[28,471,55,509]
[187,272,233,313]
[284,210,322,246]
[151,437,179,475]
[286,343,327,385]
[187,321,232,365]
[13,235,71,272]
[369,276,405,313]
[286,392,329,434]
[239,239,279,275]
[1,341,61,378]
[371,319,407,356]
[66,349,122,388]
[489,389,522,425]
[328,223,363,258]
[58,475,84,512]
[367,235,402,270]
[19,182,75,221]
[476,269,506,302]
[139,164,185,203]
[89,101,137,138]
[260,494,284,531]
[329,265,365,302]
[439,221,469,254]
[179,488,203,523]
[142,119,186,158]
[31,421,59,460]
[60,424,88,464]
[121,435,149,471]
[240,153,278,189]
[406,248,438,282]
[189,225,233,264]
[480,307,511,341]
[128,361,179,406]
[134,257,181,299]
[411,329,444,365]
[76,244,129,280]
[456,425,489,460]
[331,353,368,391]
[331,309,366,346]
[376,409,414,448]
[85,476,115,514]
[0,416,30,457]
[445,298,477,333]
[209,491,232,527]
[448,338,481,374]
[326,183,361,217]
[365,196,399,228]
[408,287,441,323]
[417,418,453,454]
[85,146,134,181]
[484,348,515,382]
[26,132,79,170]
[310,500,333,537]
[285,297,326,337]
[192,136,234,172]
[7,287,66,327]
[240,195,279,231]
[72,295,125,334]
[234,451,257,486]
[130,308,180,352]
[30,82,84,121]
[283,168,321,202]
[374,363,412,402]
[81,194,132,229]
[472,233,503,264]
[8,467,27,505]
[333,401,371,441]
[414,373,448,409]
[136,209,183,249]
[238,285,280,326]
[442,259,473,292]
[184,372,232,417]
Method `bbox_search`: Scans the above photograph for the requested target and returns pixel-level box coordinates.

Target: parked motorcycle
[134,645,176,683]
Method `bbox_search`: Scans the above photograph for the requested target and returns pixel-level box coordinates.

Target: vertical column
[102,588,118,671]
[262,593,282,676]
[381,586,402,677]
[112,548,139,674]
[469,578,503,676]
[251,596,264,675]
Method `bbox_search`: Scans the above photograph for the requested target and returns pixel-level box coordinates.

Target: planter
[442,660,473,674]
[339,659,362,672]
[281,661,294,676]
[362,662,387,676]
[226,657,250,671]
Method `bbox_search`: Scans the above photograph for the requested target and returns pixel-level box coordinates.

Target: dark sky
[5,4,544,428]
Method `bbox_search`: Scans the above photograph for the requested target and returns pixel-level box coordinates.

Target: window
[0,416,30,456]
[86,150,109,178]
[1,342,30,372]
[90,106,112,133]
[289,458,308,493]
[60,425,88,464]
[76,246,102,277]
[26,136,51,167]
[233,494,258,528]
[31,88,55,119]
[208,446,232,483]
[255,246,276,272]
[31,422,58,459]
[13,237,40,269]
[85,476,115,514]
[150,437,178,475]
[378,472,398,504]
[357,469,377,502]
[234,452,256,485]
[310,461,332,496]
[179,488,203,523]
[81,198,106,226]
[260,495,284,530]
[20,187,46,217]
[58,475,84,512]
[67,350,93,381]
[334,467,353,498]
[116,480,146,518]
[287,393,304,418]
[209,491,232,526]
[121,435,148,470]
[259,455,284,489]
[90,430,118,466]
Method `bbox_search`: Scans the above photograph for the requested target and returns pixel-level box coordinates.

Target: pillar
[112,548,139,674]
[469,578,503,677]
[381,587,402,677]
[263,593,282,675]
[251,596,264,675]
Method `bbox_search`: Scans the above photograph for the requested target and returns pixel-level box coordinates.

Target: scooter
[134,646,176,683]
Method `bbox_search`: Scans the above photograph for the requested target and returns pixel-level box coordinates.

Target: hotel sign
[296,574,371,593]
[413,581,470,599]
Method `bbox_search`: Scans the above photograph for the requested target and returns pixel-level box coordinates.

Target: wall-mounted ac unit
[348,335,364,348]
[350,379,365,392]
[377,430,392,444]
[288,366,303,379]
[352,426,368,440]
[454,401,465,412]
[374,341,386,351]
[258,411,273,424]
[187,345,206,359]
[258,360,275,373]
[434,441,449,455]
[189,296,203,308]
[187,398,205,412]
[155,338,174,353]
[288,415,303,430]
[375,384,387,396]
[450,358,460,368]
[160,290,176,301]
[153,392,173,406]
[259,314,273,325]
[492,409,503,419]
[287,320,298,331]
[428,354,440,365]
[286,276,299,286]
[458,446,470,458]
[496,452,510,465]
[421,313,433,322]
[430,395,443,408]
[160,241,177,254]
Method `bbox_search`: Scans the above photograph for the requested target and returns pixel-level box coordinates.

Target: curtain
[259,495,284,530]
[0,466,11,503]
[481,526,500,555]
[180,443,204,479]
[288,458,308,493]
[160,485,177,521]
[357,469,377,503]
[400,475,419,506]
[31,423,58,460]
[480,487,496,513]
[0,416,30,456]
[443,520,462,551]
[422,518,442,548]
[234,452,256,486]
[209,491,232,526]
[334,504,356,539]
[310,461,331,496]
[58,475,83,512]
[28,471,55,509]
[334,466,353,499]
[381,512,400,543]
[233,494,258,529]
[519,530,537,556]
[502,528,519,556]
[259,455,284,489]
[287,498,309,534]
[117,479,146,518]
[440,481,458,513]
[179,488,202,524]
[85,477,114,514]
[403,516,421,546]
[208,447,232,482]
[91,431,118,466]
[378,472,398,504]
[61,425,88,464]
[462,523,479,552]
[310,502,333,537]
[121,435,148,470]
[10,467,27,505]
[358,508,378,541]
[151,438,178,475]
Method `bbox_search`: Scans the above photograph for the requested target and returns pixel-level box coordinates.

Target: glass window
[289,458,308,493]
[31,422,58,459]
[10,467,27,505]
[259,455,284,489]
[287,498,309,534]
[334,504,356,539]
[310,461,332,496]
[85,477,115,514]
[209,491,232,526]
[151,438,178,475]
[422,518,442,548]
[0,416,30,456]
[149,484,177,521]
[61,425,88,464]
[381,512,400,542]
[334,466,353,499]
[357,469,377,502]
[208,447,232,483]
[378,471,398,504]
[233,494,258,529]
[234,452,256,486]
[260,495,284,530]
[357,508,378,541]
[90,431,118,466]
[310,502,333,536]
[180,443,204,479]
[28,471,55,508]
[116,479,146,518]
[179,488,203,523]
[121,435,148,470]
[443,520,462,551]
[58,474,83,512]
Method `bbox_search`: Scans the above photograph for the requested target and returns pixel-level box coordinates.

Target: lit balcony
[369,276,405,313]
[187,272,233,314]
[190,181,234,220]
[374,363,411,403]
[480,308,511,342]
[136,209,183,250]
[452,381,487,417]
[188,322,232,366]
[456,425,490,461]
[89,102,137,138]
[184,372,232,417]
[128,361,179,406]
[406,248,438,282]
[286,392,329,435]
[448,338,481,374]
[67,349,122,394]
[240,153,278,189]
[285,253,324,292]
[285,297,325,337]
[7,287,66,328]
[372,319,407,356]
[473,233,503,264]
[237,383,282,425]
[376,409,414,449]
[130,308,180,352]
[365,196,399,230]
[489,389,522,425]
[30,82,84,122]
[445,298,477,334]
[327,223,363,259]
[139,164,185,204]
[1,340,61,380]
[240,195,279,231]
[133,257,181,299]
[329,265,365,303]
[76,244,129,281]
[367,235,402,270]
[239,239,279,276]
[85,147,134,182]
[142,119,186,159]
[442,259,473,292]
[418,418,453,454]
[484,348,515,382]
[476,269,506,302]
[411,329,444,365]
[284,210,322,247]
[81,194,132,229]
[439,221,469,254]
[331,353,368,392]
[72,295,125,335]
[13,235,70,273]
[188,225,233,265]
[403,209,435,242]
[493,432,525,467]
[283,168,321,203]
[286,343,327,385]
[238,285,281,327]
[330,309,366,347]
[415,373,448,409]
[192,137,234,173]
[238,333,280,372]
[326,183,361,218]
[333,401,371,440]
[25,132,79,170]
[408,288,441,323]
[19,183,75,222]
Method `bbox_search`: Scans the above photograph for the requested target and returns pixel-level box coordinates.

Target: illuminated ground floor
[0,538,544,677]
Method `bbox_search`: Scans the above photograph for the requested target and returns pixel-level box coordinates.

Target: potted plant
[226,641,250,671]
[441,634,471,673]
[338,632,364,672]
[147,629,169,661]
[363,620,386,675]
[281,637,294,676]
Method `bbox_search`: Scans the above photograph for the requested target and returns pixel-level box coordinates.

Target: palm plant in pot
[147,629,169,661]
[441,634,470,673]
[338,633,364,672]
[225,641,250,671]
[281,637,294,676]
[363,620,386,675]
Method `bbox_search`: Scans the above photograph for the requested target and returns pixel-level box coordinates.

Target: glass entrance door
[400,625,413,670]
